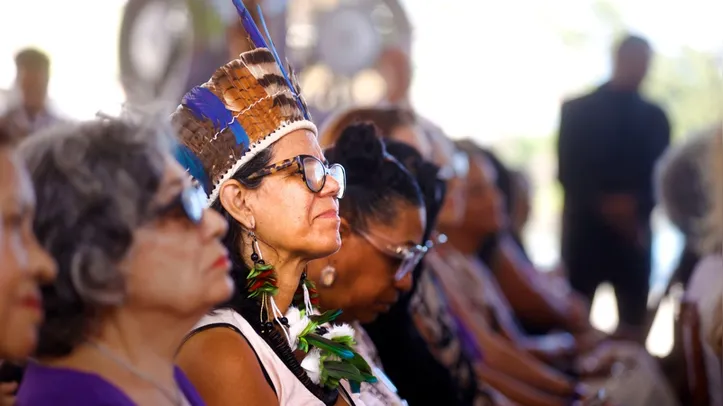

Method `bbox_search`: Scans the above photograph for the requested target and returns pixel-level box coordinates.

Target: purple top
[16,362,205,406]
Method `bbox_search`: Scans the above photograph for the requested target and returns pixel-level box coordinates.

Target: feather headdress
[172,0,313,203]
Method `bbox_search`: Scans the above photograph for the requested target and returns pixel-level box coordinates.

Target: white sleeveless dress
[194,309,324,405]
[193,309,365,406]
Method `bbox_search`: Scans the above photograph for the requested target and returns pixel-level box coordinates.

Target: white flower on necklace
[284,306,310,349]
[300,348,322,384]
[323,323,355,340]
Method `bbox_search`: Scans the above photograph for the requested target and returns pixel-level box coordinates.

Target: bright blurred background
[1,0,721,357]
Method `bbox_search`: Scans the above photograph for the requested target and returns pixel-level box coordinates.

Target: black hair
[383,140,444,244]
[15,48,50,71]
[324,123,423,232]
[616,34,650,54]
[210,147,339,405]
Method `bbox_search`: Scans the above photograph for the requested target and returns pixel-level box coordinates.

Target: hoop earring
[320,265,337,288]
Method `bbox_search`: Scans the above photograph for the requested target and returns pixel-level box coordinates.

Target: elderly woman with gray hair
[676,125,723,406]
[14,118,232,406]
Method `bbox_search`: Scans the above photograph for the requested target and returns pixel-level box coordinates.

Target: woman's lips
[20,295,42,311]
[316,209,340,220]
[211,255,231,271]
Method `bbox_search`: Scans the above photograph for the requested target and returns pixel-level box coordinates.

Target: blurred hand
[599,194,643,244]
[0,382,17,406]
[568,292,592,333]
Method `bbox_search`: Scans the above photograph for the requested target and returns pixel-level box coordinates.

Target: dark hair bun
[326,123,385,186]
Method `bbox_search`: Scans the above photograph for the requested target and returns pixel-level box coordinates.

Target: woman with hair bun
[307,123,427,405]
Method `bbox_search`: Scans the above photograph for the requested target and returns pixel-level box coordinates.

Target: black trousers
[562,208,652,329]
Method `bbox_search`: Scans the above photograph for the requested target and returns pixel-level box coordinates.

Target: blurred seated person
[466,144,594,338]
[685,125,723,406]
[15,118,230,405]
[447,140,677,406]
[0,127,57,405]
[0,49,61,144]
[655,128,716,291]
[319,106,432,159]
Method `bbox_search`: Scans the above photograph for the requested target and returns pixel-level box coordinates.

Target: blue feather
[174,144,211,195]
[255,4,308,119]
[182,86,250,148]
[231,0,268,50]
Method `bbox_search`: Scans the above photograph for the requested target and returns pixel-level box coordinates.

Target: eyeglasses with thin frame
[357,230,431,281]
[437,151,470,181]
[154,183,207,224]
[246,155,346,199]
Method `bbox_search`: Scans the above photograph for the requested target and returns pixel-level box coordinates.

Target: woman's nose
[395,272,413,293]
[202,208,229,240]
[30,238,56,284]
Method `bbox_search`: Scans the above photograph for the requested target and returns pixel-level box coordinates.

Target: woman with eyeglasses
[14,118,230,406]
[0,128,56,406]
[305,123,425,405]
[174,3,371,405]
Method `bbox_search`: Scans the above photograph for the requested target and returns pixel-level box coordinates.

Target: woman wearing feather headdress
[173,1,372,405]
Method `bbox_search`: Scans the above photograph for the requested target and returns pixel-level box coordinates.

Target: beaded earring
[247,230,283,335]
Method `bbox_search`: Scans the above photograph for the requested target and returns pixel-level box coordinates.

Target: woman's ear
[219,180,255,230]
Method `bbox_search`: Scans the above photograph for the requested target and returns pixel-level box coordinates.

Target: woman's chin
[0,328,37,360]
[306,235,342,259]
[204,276,235,308]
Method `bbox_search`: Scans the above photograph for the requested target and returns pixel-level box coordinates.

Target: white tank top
[193,309,324,406]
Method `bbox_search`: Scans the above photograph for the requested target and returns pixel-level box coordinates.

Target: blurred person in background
[15,119,229,406]
[457,141,678,406]
[684,125,723,406]
[655,129,716,291]
[557,34,671,342]
[0,49,61,144]
[0,128,56,406]
[471,146,593,338]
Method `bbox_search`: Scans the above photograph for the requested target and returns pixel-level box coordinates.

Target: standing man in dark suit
[557,35,670,342]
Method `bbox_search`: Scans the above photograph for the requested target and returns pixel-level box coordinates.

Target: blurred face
[0,148,56,359]
[312,202,425,323]
[224,130,342,261]
[464,154,504,238]
[389,124,433,159]
[435,146,468,228]
[121,157,232,317]
[614,43,651,89]
[17,67,49,111]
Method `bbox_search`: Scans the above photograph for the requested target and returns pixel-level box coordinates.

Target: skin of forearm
[477,364,570,406]
[477,327,575,397]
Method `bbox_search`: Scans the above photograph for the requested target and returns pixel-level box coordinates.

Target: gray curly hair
[655,129,714,251]
[18,118,172,357]
[699,126,723,255]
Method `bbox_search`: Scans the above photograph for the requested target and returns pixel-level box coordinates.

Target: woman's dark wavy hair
[18,118,170,357]
[324,123,423,231]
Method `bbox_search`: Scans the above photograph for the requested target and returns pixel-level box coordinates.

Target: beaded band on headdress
[172,0,314,204]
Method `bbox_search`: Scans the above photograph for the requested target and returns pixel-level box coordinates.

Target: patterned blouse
[409,253,495,406]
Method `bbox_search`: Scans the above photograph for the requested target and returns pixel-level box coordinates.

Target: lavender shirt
[16,362,205,406]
